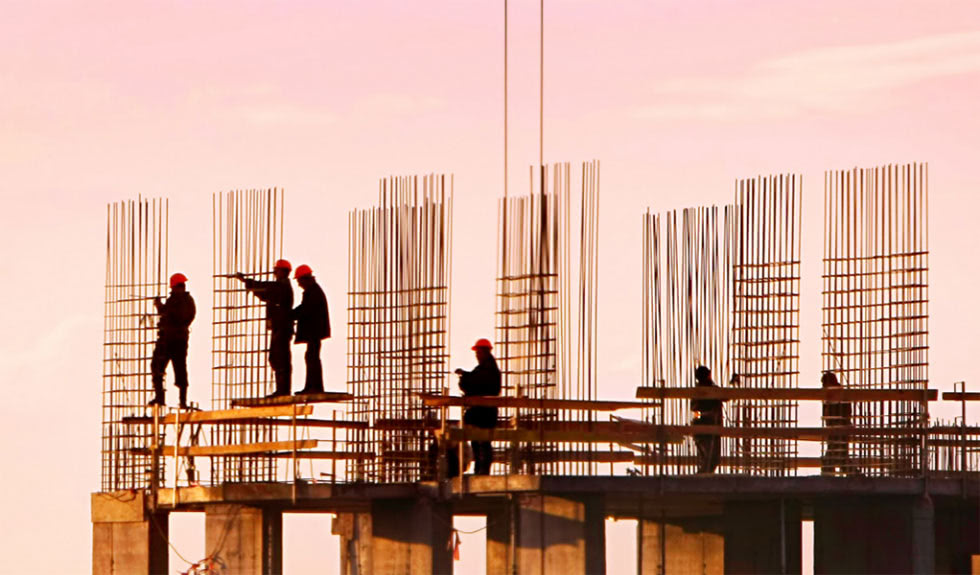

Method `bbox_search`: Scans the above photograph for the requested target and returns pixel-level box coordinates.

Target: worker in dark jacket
[691,365,725,474]
[236,259,294,398]
[292,264,330,395]
[150,273,196,409]
[821,371,853,475]
[455,338,502,475]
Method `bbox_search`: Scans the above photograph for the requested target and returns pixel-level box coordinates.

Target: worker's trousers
[151,337,188,399]
[269,330,292,395]
[302,338,324,393]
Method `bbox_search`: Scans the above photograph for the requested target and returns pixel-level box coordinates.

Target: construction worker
[292,264,330,395]
[691,365,725,474]
[149,273,196,409]
[455,338,501,475]
[235,259,294,398]
[821,371,853,475]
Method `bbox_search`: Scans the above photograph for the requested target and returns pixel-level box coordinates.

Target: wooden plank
[267,451,375,460]
[122,405,314,425]
[122,414,363,429]
[633,455,903,468]
[231,392,354,408]
[942,392,980,401]
[418,393,652,411]
[636,387,937,402]
[661,425,925,441]
[133,439,317,457]
[442,427,684,444]
[445,425,926,444]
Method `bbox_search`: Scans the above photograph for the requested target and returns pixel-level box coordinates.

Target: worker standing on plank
[292,264,330,395]
[235,259,294,398]
[691,365,725,474]
[455,338,502,475]
[821,371,854,476]
[149,273,196,409]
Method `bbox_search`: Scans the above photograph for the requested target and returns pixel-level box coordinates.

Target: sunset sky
[1,1,979,572]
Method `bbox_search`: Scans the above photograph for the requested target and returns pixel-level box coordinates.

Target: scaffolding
[347,174,454,483]
[822,163,929,477]
[101,198,168,491]
[211,189,286,483]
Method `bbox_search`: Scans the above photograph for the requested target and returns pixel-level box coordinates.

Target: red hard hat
[294,264,313,279]
[169,273,188,288]
[274,259,292,271]
[472,338,493,350]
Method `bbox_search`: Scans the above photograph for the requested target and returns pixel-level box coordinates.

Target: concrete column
[723,500,801,574]
[368,498,453,575]
[486,500,514,575]
[637,516,724,575]
[91,492,169,575]
[814,495,934,574]
[205,504,282,575]
[492,493,605,575]
[333,511,373,575]
[935,497,980,573]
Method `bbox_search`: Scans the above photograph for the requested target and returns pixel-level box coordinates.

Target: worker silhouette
[455,338,502,475]
[149,273,196,409]
[236,259,294,398]
[691,365,725,474]
[821,371,854,476]
[292,264,330,395]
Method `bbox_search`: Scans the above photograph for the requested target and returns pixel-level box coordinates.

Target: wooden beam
[443,425,926,444]
[632,455,907,468]
[442,427,684,444]
[133,439,317,457]
[122,413,362,429]
[266,451,375,460]
[418,393,652,411]
[122,405,314,425]
[636,387,937,402]
[231,391,354,408]
[942,392,980,401]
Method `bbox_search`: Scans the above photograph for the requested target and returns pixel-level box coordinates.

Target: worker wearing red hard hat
[149,272,196,408]
[291,264,331,395]
[235,259,294,398]
[454,338,501,475]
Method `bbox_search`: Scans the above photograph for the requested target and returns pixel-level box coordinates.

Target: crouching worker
[455,338,501,475]
[150,273,196,409]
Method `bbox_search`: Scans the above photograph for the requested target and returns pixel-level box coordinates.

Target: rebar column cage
[641,206,730,475]
[347,174,454,483]
[102,198,168,491]
[728,175,802,476]
[496,161,601,476]
[822,164,929,477]
[211,189,285,483]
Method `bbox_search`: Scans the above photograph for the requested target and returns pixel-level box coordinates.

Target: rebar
[101,197,168,491]
[347,174,453,483]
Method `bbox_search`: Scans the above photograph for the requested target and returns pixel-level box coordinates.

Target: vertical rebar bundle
[729,175,802,476]
[496,161,600,475]
[641,206,730,475]
[211,189,285,483]
[822,164,929,477]
[347,174,453,483]
[102,198,168,491]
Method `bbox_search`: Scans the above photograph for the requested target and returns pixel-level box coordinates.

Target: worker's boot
[178,387,188,410]
[148,381,165,407]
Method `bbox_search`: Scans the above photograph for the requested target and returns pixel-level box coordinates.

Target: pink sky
[2,1,980,572]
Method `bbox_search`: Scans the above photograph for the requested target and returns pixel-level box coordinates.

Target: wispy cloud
[634,30,980,122]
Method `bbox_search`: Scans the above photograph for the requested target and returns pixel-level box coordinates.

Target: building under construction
[94,162,980,574]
